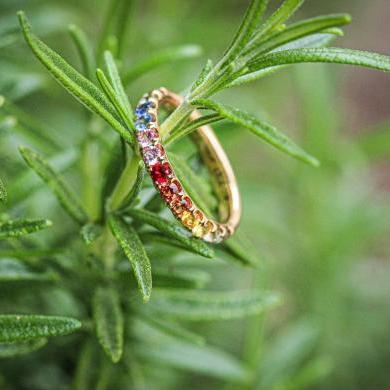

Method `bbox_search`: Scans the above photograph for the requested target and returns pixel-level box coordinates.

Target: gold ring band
[135,88,241,243]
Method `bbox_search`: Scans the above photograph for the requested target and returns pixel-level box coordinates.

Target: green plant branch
[107,154,141,212]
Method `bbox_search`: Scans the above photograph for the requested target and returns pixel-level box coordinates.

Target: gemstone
[136,101,152,114]
[192,224,205,238]
[136,111,153,123]
[194,210,204,222]
[171,195,192,217]
[137,128,159,145]
[136,121,148,131]
[169,180,182,194]
[160,185,173,201]
[143,146,161,164]
[214,225,226,242]
[181,211,199,229]
[135,107,146,117]
[204,220,216,234]
[181,196,192,209]
[151,162,172,185]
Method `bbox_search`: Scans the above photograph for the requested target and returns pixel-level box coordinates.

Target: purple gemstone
[143,146,160,164]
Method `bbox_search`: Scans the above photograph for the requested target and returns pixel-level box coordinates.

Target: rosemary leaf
[0,315,82,342]
[108,214,152,302]
[193,99,320,167]
[19,146,89,225]
[93,286,124,363]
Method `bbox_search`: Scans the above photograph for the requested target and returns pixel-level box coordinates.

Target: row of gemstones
[135,89,226,243]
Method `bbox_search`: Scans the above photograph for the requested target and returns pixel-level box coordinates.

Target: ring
[134,88,241,243]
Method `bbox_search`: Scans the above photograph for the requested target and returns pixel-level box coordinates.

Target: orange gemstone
[194,210,204,222]
[204,220,216,234]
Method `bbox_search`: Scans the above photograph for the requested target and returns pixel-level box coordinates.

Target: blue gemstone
[135,121,147,131]
[135,107,146,116]
[142,112,153,123]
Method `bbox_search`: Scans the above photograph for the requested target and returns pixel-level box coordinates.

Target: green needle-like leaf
[222,231,262,267]
[190,59,214,92]
[153,266,211,289]
[141,340,250,382]
[221,0,269,64]
[123,45,203,85]
[0,96,60,152]
[104,51,134,126]
[127,209,215,259]
[135,340,250,383]
[248,47,390,73]
[0,218,52,240]
[0,177,6,203]
[0,339,47,358]
[0,315,82,342]
[17,11,133,145]
[247,14,351,57]
[73,340,98,390]
[249,0,305,46]
[120,161,145,209]
[19,146,89,224]
[68,24,95,80]
[108,214,152,302]
[145,289,282,321]
[167,113,224,145]
[93,286,124,363]
[193,99,319,166]
[138,314,205,346]
[96,68,135,139]
[0,258,56,282]
[215,33,339,89]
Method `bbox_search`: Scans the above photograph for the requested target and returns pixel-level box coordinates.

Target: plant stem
[107,153,140,212]
[160,99,193,140]
[81,137,101,220]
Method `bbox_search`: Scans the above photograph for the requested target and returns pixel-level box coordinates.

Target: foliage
[0,0,389,388]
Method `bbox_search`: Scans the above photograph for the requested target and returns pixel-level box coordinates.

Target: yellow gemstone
[181,211,198,229]
[192,224,205,238]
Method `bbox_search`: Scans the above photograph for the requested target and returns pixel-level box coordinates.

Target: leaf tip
[142,291,151,303]
[16,10,28,31]
[343,13,352,24]
[308,156,321,168]
[45,219,53,228]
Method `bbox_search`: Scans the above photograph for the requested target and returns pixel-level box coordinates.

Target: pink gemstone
[137,128,159,145]
[169,180,182,194]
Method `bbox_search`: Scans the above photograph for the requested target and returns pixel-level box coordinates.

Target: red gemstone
[151,162,172,186]
[160,186,173,201]
[161,162,172,176]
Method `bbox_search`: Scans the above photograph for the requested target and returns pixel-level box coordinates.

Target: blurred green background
[1,0,389,389]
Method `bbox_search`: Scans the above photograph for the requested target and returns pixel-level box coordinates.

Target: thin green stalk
[159,100,193,140]
[81,137,101,221]
[107,154,140,211]
[240,270,267,390]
